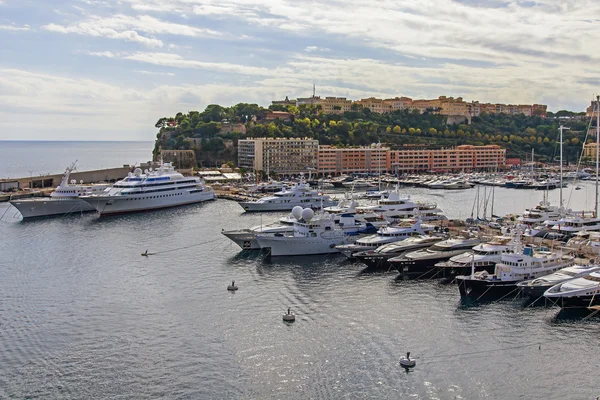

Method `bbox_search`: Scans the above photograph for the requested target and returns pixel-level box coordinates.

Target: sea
[1,141,599,399]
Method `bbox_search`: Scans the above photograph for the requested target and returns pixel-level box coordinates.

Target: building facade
[320,97,352,114]
[314,144,505,175]
[237,138,319,175]
[318,145,389,175]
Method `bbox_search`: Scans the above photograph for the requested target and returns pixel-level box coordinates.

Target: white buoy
[399,352,416,368]
[227,281,238,291]
[283,308,295,322]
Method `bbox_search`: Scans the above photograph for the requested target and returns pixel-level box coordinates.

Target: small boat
[283,308,295,322]
[575,186,582,190]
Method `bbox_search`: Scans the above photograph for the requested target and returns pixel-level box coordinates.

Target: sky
[0,0,599,141]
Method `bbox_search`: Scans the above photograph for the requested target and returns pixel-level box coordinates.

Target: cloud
[123,52,281,76]
[133,69,176,76]
[304,46,330,53]
[42,14,223,48]
[0,24,31,31]
[85,50,119,58]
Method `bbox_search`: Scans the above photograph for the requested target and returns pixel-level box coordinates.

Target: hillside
[153,103,592,168]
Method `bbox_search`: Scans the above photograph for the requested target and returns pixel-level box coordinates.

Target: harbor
[1,187,599,399]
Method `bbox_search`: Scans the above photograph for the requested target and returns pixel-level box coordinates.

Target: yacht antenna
[558,125,570,209]
[594,96,600,218]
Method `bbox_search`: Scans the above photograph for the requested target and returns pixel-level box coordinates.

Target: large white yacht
[551,215,600,235]
[518,198,563,225]
[81,163,215,216]
[238,177,336,212]
[10,164,110,219]
[254,208,358,256]
[457,239,574,301]
[335,218,436,258]
[356,189,446,221]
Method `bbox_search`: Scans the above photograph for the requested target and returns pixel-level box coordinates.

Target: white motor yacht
[457,239,574,301]
[356,189,446,221]
[10,163,110,219]
[518,264,600,299]
[81,162,215,216]
[238,176,336,212]
[335,218,436,258]
[254,208,358,256]
[544,268,600,307]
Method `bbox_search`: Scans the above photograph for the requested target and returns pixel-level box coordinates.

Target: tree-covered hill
[153,103,592,167]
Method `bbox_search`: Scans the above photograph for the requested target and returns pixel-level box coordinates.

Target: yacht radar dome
[301,208,314,222]
[70,179,76,184]
[227,281,238,291]
[292,206,303,220]
[134,168,142,177]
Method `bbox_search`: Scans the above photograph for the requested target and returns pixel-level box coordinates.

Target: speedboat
[544,268,600,307]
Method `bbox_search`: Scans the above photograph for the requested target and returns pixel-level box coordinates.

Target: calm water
[1,187,600,399]
[0,141,154,179]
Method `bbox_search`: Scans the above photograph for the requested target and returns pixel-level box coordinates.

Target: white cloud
[123,52,282,76]
[0,24,31,31]
[304,46,330,53]
[133,69,176,76]
[85,50,119,57]
[42,14,223,48]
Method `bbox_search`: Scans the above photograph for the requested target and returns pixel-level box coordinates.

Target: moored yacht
[434,234,519,281]
[238,176,336,212]
[81,163,215,216]
[254,208,358,256]
[356,189,446,221]
[352,235,444,270]
[335,218,436,258]
[457,240,574,301]
[544,269,600,307]
[391,236,481,279]
[10,163,110,219]
[518,264,600,299]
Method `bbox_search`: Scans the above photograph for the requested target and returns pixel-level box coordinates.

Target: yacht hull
[457,277,521,300]
[239,200,337,212]
[256,235,354,256]
[10,198,95,218]
[82,189,215,216]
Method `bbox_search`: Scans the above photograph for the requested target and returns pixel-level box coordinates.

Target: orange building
[318,145,389,175]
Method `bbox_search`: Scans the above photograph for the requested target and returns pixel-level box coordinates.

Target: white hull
[256,234,355,256]
[10,198,96,218]
[82,188,215,216]
[239,199,337,212]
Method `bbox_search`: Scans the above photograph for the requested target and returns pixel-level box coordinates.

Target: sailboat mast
[596,95,599,218]
[559,125,568,209]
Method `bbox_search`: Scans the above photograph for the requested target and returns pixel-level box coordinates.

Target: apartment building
[392,145,505,172]
[354,97,393,113]
[315,144,505,175]
[321,97,352,114]
[237,137,319,175]
[318,145,389,175]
